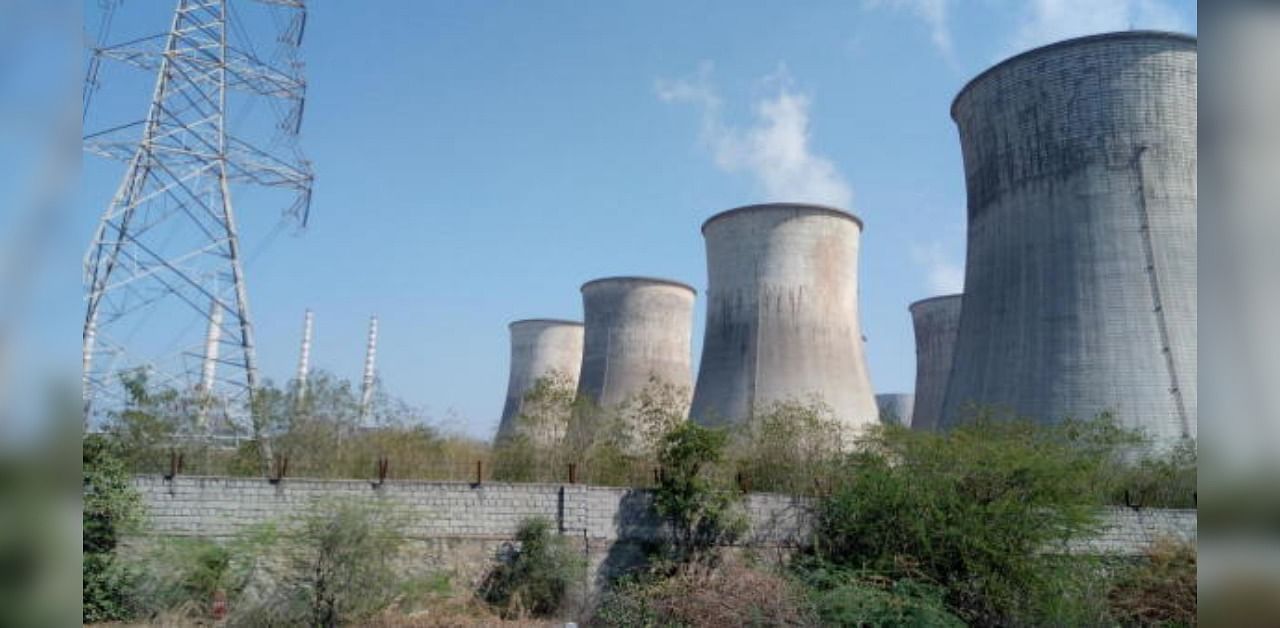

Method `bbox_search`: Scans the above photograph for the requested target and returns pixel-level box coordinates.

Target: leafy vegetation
[806,416,1150,625]
[100,369,491,481]
[243,500,408,626]
[83,433,144,623]
[480,517,585,619]
[94,368,1200,626]
[795,563,964,628]
[493,375,690,486]
[729,399,847,495]
[651,421,744,562]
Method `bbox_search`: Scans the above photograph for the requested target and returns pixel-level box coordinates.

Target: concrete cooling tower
[940,32,1197,448]
[876,393,915,427]
[909,294,962,432]
[577,277,696,409]
[497,319,584,441]
[689,203,879,431]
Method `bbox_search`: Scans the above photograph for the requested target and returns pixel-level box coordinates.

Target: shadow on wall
[595,489,661,589]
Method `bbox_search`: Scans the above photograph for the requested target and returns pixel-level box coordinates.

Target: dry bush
[593,557,815,627]
[1109,537,1197,626]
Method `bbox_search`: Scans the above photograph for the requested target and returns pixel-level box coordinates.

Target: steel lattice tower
[82,0,312,463]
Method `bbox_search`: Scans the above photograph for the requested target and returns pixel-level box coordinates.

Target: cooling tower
[909,294,962,432]
[497,319,584,441]
[577,277,696,409]
[940,32,1197,448]
[689,203,879,431]
[876,393,915,427]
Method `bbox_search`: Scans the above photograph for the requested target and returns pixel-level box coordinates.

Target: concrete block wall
[1069,508,1197,555]
[131,476,1195,561]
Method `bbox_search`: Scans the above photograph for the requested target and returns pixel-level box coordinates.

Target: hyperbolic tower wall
[576,277,695,410]
[497,319,584,442]
[940,32,1197,448]
[689,203,878,431]
[909,294,962,431]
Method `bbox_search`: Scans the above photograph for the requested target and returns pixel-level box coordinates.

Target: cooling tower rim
[909,293,963,312]
[508,318,584,329]
[701,202,863,234]
[950,30,1197,120]
[579,276,698,294]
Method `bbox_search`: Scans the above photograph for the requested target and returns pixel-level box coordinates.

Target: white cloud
[656,64,854,209]
[863,0,955,63]
[1007,0,1187,55]
[912,242,964,295]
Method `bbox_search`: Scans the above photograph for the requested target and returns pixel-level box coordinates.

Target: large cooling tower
[577,277,696,409]
[909,294,962,431]
[876,393,915,427]
[690,203,878,430]
[940,32,1197,448]
[497,319,584,441]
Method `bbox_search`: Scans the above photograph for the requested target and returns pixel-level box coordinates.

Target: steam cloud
[657,64,854,210]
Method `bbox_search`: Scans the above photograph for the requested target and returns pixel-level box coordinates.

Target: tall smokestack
[197,300,224,431]
[497,319,584,443]
[577,277,695,411]
[200,301,223,396]
[690,203,878,432]
[941,32,1197,449]
[909,294,961,431]
[360,315,377,426]
[295,309,313,401]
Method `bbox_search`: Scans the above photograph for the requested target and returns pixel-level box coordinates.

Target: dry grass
[636,558,815,627]
[1109,537,1197,626]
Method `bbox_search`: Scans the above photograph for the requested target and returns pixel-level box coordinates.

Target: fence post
[475,459,483,485]
[164,449,182,480]
[269,454,289,485]
[568,462,577,485]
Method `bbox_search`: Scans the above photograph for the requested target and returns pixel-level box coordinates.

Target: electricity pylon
[82,0,313,469]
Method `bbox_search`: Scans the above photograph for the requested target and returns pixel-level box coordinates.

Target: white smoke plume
[657,64,854,209]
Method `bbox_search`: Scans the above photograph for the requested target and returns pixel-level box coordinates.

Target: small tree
[493,372,578,482]
[103,370,201,473]
[653,422,742,562]
[733,398,846,495]
[236,500,405,626]
[480,517,584,618]
[617,376,690,459]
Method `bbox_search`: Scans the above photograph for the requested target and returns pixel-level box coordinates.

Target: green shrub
[480,517,585,618]
[811,415,1136,625]
[653,421,743,562]
[1105,438,1198,509]
[590,576,662,627]
[809,578,964,627]
[232,500,406,626]
[82,433,144,623]
[129,525,280,621]
[731,399,846,495]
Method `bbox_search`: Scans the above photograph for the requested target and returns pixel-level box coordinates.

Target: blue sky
[12,0,1197,439]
